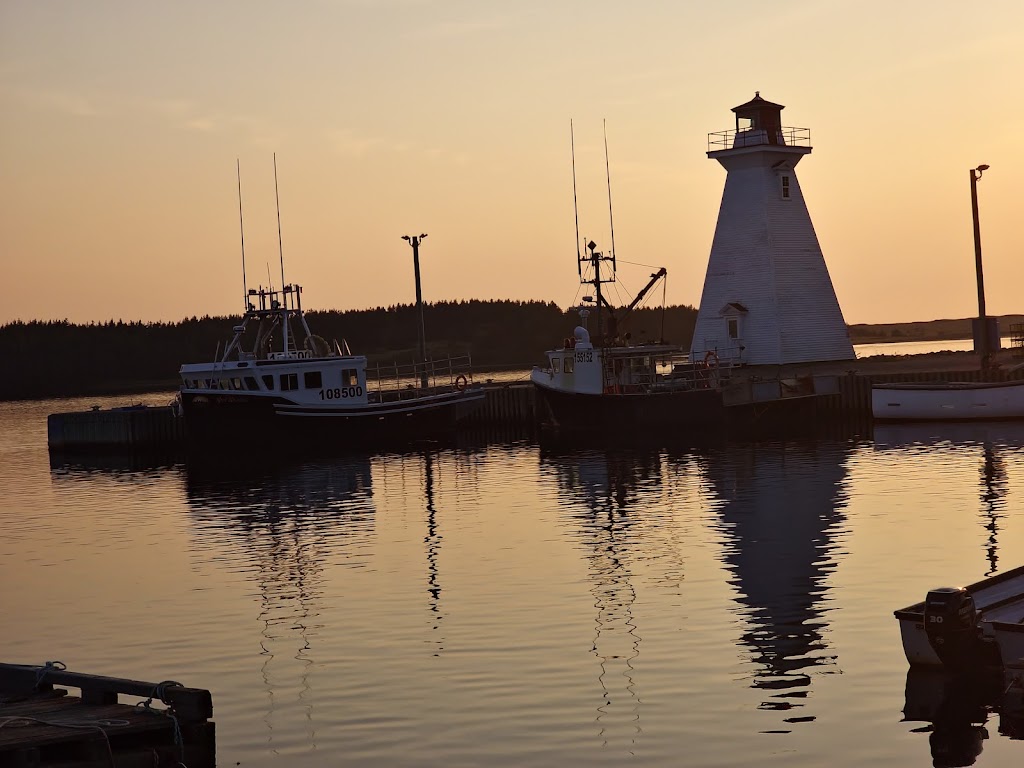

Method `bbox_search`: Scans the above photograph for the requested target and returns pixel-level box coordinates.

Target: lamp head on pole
[972,164,990,181]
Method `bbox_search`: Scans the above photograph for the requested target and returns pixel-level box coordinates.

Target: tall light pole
[401,233,430,389]
[970,164,990,369]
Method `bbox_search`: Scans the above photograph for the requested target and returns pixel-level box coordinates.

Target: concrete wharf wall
[44,369,1024,451]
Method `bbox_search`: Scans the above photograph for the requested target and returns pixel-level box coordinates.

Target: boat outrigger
[178,283,485,446]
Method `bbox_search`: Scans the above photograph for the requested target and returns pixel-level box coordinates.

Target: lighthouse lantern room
[692,94,854,366]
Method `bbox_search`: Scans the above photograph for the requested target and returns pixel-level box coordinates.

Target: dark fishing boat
[531,241,728,435]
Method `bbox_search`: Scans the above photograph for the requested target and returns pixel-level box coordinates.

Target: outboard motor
[924,587,982,672]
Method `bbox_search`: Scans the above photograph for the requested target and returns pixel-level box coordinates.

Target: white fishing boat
[872,378,1024,422]
[178,162,485,447]
[178,283,484,446]
[895,564,1024,671]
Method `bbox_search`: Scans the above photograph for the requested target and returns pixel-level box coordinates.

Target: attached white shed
[690,94,855,366]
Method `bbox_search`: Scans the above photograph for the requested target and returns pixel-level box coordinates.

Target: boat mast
[604,119,617,267]
[237,159,249,314]
[571,121,582,279]
[273,154,291,355]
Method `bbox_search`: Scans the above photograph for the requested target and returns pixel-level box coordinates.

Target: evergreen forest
[0,300,699,400]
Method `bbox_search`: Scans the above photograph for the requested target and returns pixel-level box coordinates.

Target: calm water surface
[2,394,1023,767]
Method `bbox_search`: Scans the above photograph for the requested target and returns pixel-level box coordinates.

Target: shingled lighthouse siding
[691,94,855,366]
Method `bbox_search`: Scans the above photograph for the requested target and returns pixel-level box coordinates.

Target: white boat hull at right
[872,379,1024,422]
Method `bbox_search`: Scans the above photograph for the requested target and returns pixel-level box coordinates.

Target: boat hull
[872,379,1024,422]
[180,388,485,447]
[533,380,724,435]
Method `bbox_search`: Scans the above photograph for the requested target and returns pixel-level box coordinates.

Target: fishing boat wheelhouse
[178,284,484,445]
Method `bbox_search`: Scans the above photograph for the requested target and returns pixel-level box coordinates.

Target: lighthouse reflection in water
[542,440,849,740]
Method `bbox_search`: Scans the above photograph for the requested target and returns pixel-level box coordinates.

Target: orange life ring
[455,374,468,391]
[704,350,719,367]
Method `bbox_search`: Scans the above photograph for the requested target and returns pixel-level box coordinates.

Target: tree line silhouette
[0,300,699,400]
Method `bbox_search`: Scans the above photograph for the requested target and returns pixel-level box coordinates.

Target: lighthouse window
[281,373,298,391]
[728,318,739,339]
[781,175,791,199]
[304,370,323,389]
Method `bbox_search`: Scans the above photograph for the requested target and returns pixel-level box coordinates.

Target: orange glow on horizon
[1,1,1021,326]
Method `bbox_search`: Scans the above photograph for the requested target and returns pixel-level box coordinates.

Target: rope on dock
[136,679,187,762]
[35,659,66,688]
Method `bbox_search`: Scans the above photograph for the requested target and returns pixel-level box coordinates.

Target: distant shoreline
[848,315,1023,345]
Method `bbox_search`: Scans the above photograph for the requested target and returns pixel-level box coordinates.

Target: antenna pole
[237,159,248,313]
[571,121,582,277]
[603,119,617,267]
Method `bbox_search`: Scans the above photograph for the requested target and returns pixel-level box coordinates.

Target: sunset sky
[1,1,1021,326]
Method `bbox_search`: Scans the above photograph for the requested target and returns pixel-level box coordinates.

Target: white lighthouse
[690,94,854,366]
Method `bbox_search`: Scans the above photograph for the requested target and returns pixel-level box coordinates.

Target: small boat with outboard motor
[895,564,1024,672]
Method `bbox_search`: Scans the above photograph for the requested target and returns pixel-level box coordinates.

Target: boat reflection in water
[903,667,1024,766]
[705,440,852,731]
[184,453,375,752]
[540,445,672,752]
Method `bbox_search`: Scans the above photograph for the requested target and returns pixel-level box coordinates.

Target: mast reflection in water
[706,440,851,731]
[541,446,682,754]
[184,456,375,753]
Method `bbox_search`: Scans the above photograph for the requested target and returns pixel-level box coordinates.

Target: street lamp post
[401,233,430,389]
[969,164,990,369]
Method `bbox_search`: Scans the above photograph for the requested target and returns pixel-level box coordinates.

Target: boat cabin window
[281,373,298,391]
[262,375,275,390]
[244,376,259,391]
[728,318,739,339]
[781,175,791,200]
[304,371,323,389]
[552,357,561,373]
[342,368,358,387]
[564,354,574,374]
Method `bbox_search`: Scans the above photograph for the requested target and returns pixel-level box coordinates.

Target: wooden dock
[0,662,214,768]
